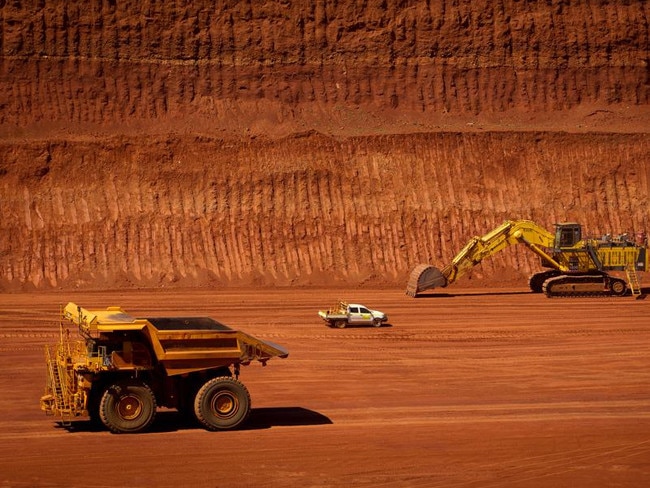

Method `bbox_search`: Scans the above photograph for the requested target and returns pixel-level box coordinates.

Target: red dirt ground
[1,2,650,487]
[1,287,649,487]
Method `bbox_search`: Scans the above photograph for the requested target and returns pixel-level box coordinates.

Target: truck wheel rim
[117,395,143,420]
[212,392,238,418]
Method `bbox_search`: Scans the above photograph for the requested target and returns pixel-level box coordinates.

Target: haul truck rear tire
[99,381,157,434]
[194,377,251,431]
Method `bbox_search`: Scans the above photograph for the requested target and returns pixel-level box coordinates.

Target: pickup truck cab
[318,301,388,328]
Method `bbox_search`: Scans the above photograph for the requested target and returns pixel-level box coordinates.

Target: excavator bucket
[406,264,448,297]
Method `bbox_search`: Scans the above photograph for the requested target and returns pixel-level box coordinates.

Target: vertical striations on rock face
[1,1,648,133]
[0,133,648,290]
[0,2,648,290]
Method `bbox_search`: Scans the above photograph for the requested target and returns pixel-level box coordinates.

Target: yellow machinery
[41,302,288,433]
[406,220,648,298]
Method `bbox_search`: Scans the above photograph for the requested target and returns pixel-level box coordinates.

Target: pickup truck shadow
[58,406,332,434]
[328,323,393,328]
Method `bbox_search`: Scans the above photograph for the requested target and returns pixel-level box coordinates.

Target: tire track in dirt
[328,401,650,426]
[421,439,650,488]
[0,288,648,487]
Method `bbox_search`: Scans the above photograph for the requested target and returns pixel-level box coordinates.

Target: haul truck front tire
[194,377,250,430]
[99,381,157,434]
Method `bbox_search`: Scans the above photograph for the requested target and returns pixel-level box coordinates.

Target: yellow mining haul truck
[40,302,288,434]
[407,220,648,298]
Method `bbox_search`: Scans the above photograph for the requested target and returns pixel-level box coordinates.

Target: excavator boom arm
[407,220,563,296]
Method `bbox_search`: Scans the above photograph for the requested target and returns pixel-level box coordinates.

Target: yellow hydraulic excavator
[406,219,648,298]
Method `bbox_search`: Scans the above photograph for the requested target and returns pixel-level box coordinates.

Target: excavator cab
[554,223,582,248]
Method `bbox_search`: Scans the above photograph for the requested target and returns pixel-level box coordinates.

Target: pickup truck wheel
[99,381,157,434]
[194,377,250,431]
[334,320,346,329]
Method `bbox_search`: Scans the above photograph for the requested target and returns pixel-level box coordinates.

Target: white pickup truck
[318,301,387,328]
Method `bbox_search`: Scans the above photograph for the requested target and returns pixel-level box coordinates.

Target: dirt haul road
[1,287,649,487]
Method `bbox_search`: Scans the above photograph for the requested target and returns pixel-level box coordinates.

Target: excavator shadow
[57,407,333,434]
[416,287,650,299]
[413,290,532,298]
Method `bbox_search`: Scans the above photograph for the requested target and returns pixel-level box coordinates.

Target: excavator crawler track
[528,270,562,293]
[542,274,627,298]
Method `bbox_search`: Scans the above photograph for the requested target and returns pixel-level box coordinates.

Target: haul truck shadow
[247,407,333,429]
[58,407,332,433]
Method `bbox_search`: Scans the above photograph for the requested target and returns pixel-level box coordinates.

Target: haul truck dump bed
[41,302,288,433]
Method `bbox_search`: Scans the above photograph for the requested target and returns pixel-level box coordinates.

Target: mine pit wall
[1,1,649,136]
[1,1,649,290]
[0,132,648,291]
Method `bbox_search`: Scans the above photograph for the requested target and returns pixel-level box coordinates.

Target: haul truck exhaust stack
[40,303,288,433]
